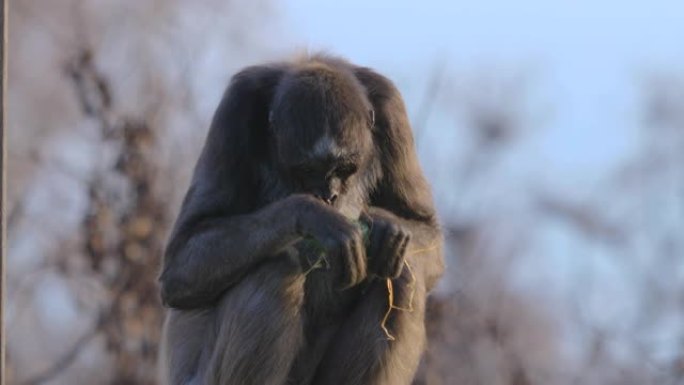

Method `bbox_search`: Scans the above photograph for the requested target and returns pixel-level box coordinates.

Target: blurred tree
[6,1,283,384]
[416,70,684,385]
[7,2,684,384]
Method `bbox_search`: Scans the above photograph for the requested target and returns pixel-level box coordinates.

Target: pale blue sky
[281,0,684,180]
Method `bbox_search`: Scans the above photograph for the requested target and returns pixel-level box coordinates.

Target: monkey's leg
[200,259,306,385]
[159,308,214,385]
[162,259,305,385]
[312,268,427,385]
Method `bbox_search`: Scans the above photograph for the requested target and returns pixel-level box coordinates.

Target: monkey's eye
[293,164,316,176]
[335,163,358,179]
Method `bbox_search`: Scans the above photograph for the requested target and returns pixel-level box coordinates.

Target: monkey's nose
[316,192,338,205]
[326,193,338,205]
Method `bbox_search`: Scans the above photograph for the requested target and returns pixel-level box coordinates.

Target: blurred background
[6,0,684,384]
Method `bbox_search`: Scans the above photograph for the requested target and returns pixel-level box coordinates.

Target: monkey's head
[268,63,379,218]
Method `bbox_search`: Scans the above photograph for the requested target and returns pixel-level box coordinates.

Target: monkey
[158,54,444,385]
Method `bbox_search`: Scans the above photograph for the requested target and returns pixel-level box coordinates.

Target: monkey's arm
[366,207,444,292]
[160,194,365,310]
[159,197,302,310]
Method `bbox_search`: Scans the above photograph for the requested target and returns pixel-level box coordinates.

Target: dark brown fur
[158,54,444,385]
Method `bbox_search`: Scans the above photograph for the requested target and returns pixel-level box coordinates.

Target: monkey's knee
[215,260,306,321]
[210,260,306,357]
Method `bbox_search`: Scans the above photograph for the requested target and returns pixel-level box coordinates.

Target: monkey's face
[285,135,362,203]
[277,126,374,219]
[270,67,377,218]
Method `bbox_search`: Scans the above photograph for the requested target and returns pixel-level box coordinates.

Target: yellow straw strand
[379,241,440,340]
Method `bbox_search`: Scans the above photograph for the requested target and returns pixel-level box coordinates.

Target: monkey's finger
[368,222,389,269]
[390,234,411,279]
[380,233,404,278]
[350,231,368,287]
[345,238,361,288]
[353,234,367,284]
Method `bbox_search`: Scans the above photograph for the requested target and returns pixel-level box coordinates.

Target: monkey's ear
[174,65,285,233]
[354,67,436,223]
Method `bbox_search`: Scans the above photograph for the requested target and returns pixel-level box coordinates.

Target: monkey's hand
[362,208,412,280]
[290,194,367,288]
